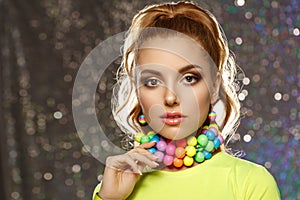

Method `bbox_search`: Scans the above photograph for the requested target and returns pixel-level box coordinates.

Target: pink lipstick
[160,111,186,126]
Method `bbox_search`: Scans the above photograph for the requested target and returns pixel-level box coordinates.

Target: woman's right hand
[98,142,158,200]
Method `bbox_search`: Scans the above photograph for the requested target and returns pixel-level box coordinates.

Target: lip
[160,111,186,126]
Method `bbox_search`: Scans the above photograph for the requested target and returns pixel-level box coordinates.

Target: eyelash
[142,78,161,87]
[141,73,201,87]
[181,74,200,85]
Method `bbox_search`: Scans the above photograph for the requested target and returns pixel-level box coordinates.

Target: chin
[159,126,198,140]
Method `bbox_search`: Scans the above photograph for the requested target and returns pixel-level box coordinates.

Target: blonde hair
[112,1,241,147]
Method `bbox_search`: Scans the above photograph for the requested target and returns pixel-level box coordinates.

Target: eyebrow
[140,69,162,76]
[140,64,201,76]
[178,64,201,74]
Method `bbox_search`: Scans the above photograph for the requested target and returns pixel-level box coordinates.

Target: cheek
[138,89,165,131]
[138,89,160,113]
[195,89,211,112]
[180,87,210,116]
[197,90,211,107]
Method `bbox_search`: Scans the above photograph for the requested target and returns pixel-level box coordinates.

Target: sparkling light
[238,93,246,101]
[245,11,252,19]
[241,89,248,97]
[235,37,243,45]
[252,74,260,82]
[243,134,252,142]
[43,172,53,181]
[282,94,290,101]
[293,28,300,36]
[243,77,250,85]
[235,0,245,7]
[11,192,20,199]
[274,92,282,101]
[271,1,279,8]
[264,161,272,169]
[53,111,63,119]
[72,164,81,173]
[1,1,299,199]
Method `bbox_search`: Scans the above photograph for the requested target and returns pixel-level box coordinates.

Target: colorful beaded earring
[138,114,147,125]
[134,111,224,168]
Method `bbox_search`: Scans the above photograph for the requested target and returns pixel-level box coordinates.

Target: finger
[123,156,143,175]
[105,147,159,175]
[138,141,156,149]
[128,153,159,168]
[110,155,142,175]
[131,147,158,161]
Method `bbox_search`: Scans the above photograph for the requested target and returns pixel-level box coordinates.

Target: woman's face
[136,35,218,140]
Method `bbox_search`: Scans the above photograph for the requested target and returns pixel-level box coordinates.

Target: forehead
[137,35,217,76]
[137,35,216,71]
[138,48,190,72]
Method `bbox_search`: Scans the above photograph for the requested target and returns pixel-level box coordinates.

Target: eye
[181,74,200,85]
[143,78,161,87]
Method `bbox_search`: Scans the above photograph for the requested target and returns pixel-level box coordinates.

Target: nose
[164,86,179,106]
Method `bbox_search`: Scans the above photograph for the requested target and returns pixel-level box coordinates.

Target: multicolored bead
[163,155,174,166]
[157,140,167,151]
[183,156,194,166]
[140,135,150,144]
[208,111,217,121]
[138,114,147,125]
[173,158,184,168]
[134,111,224,168]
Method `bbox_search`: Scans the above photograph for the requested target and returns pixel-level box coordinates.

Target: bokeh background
[0,0,299,199]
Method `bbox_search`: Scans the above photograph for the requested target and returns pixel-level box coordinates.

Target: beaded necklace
[134,114,224,168]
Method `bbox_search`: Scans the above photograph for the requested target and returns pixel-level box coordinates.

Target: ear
[211,72,221,105]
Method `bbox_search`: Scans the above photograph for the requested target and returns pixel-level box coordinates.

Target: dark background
[0,0,299,199]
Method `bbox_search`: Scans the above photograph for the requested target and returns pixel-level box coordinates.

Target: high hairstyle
[111,1,241,148]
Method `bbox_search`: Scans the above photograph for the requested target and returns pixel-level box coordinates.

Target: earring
[138,114,147,125]
[208,111,217,121]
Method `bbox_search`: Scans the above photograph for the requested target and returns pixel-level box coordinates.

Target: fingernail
[152,161,159,166]
[152,155,159,159]
[153,154,158,157]
[138,169,143,175]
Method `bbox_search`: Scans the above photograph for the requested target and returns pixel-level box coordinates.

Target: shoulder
[92,182,102,200]
[218,152,281,199]
[218,152,265,172]
[215,151,267,173]
[218,152,277,184]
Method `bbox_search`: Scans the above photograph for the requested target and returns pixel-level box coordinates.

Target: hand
[98,142,158,200]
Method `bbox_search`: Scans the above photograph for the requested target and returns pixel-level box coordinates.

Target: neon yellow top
[93,152,280,200]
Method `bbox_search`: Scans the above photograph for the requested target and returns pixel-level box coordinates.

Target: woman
[93,1,280,199]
